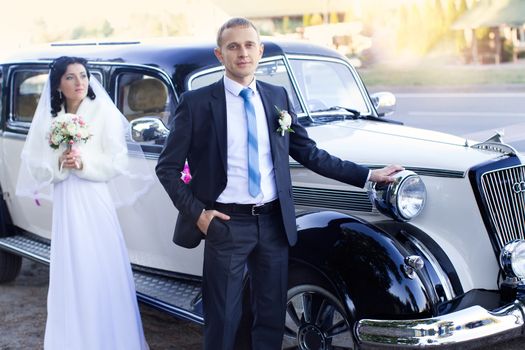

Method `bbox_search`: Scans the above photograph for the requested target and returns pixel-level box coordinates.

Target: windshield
[190,59,303,114]
[189,57,370,119]
[288,58,370,116]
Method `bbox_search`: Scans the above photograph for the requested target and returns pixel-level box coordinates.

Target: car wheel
[0,250,22,283]
[282,283,356,350]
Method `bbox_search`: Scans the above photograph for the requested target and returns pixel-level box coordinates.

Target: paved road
[370,85,525,152]
[1,259,524,349]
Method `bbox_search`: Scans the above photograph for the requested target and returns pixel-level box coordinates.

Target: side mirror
[129,117,169,144]
[370,92,396,117]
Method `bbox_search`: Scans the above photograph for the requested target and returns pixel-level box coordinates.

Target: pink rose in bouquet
[49,113,91,150]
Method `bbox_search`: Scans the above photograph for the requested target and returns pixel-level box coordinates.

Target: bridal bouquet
[49,113,91,150]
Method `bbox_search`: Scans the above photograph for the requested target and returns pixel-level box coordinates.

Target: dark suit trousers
[202,210,289,350]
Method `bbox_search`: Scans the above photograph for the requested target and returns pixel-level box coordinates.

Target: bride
[16,56,151,349]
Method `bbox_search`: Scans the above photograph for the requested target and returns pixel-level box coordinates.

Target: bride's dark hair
[49,56,96,117]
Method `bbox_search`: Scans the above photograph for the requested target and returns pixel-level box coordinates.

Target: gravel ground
[0,259,202,350]
[1,259,524,350]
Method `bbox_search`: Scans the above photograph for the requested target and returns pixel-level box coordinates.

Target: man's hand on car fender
[369,165,404,184]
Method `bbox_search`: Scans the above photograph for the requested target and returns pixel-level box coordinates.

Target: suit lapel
[257,82,281,164]
[210,79,228,174]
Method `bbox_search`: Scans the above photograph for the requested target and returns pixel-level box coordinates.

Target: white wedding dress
[16,77,151,350]
[44,174,148,350]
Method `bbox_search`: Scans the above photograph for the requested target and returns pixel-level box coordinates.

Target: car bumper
[356,300,525,349]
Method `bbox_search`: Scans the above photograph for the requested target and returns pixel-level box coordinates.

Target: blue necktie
[239,88,261,197]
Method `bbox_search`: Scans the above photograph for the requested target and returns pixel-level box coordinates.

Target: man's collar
[223,75,257,97]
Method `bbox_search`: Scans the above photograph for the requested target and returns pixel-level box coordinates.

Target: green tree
[410,4,425,54]
[457,0,468,14]
[310,13,324,26]
[101,20,113,38]
[282,16,290,32]
[33,18,65,43]
[329,11,339,24]
[445,0,457,24]
[71,26,89,40]
[303,14,310,27]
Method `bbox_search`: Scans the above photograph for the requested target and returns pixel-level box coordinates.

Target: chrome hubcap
[298,324,326,349]
[282,285,355,350]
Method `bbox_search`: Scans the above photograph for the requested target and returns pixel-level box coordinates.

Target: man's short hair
[216,17,260,47]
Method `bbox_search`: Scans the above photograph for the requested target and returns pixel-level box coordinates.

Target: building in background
[453,0,525,64]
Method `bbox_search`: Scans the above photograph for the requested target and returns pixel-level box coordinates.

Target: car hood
[302,119,506,173]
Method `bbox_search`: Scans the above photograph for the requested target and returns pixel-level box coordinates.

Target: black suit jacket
[156,79,369,248]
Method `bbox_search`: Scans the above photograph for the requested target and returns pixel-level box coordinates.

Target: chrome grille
[481,165,525,249]
[292,186,373,212]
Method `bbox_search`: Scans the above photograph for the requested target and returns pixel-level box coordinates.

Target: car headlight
[500,240,525,280]
[368,170,426,221]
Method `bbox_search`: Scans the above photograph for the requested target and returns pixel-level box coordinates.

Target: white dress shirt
[216,76,278,204]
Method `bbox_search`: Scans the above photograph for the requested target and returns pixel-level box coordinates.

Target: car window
[115,73,171,127]
[190,59,303,114]
[289,59,369,114]
[12,70,103,124]
[13,71,47,123]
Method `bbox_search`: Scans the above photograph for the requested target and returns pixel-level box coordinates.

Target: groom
[156,17,402,350]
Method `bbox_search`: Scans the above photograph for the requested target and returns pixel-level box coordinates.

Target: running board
[0,233,204,324]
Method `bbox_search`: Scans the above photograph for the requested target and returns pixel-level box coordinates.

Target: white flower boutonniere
[275,106,294,136]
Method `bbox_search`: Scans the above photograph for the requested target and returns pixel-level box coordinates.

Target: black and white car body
[0,39,524,349]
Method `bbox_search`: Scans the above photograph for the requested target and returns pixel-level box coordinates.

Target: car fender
[291,210,437,321]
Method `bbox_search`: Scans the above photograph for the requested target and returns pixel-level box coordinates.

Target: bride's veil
[16,76,55,202]
[16,72,155,208]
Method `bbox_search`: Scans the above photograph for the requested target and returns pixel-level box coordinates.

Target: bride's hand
[59,149,83,170]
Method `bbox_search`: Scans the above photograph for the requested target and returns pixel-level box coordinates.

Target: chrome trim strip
[3,131,27,140]
[481,164,525,250]
[356,302,525,348]
[398,167,465,178]
[112,64,176,103]
[290,162,465,178]
[285,54,375,116]
[280,55,310,120]
[143,152,160,160]
[292,186,373,212]
[472,141,517,156]
[186,64,222,89]
[0,240,50,265]
[136,293,204,325]
[405,234,456,301]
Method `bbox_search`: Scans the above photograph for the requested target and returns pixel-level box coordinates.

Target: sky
[0,0,231,48]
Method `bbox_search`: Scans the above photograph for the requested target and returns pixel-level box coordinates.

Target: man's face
[214,25,264,86]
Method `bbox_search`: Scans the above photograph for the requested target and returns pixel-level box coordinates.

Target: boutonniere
[275,106,294,136]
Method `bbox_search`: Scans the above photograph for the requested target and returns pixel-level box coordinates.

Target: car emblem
[512,181,525,194]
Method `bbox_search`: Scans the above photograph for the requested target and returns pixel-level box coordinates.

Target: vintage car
[0,38,524,349]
